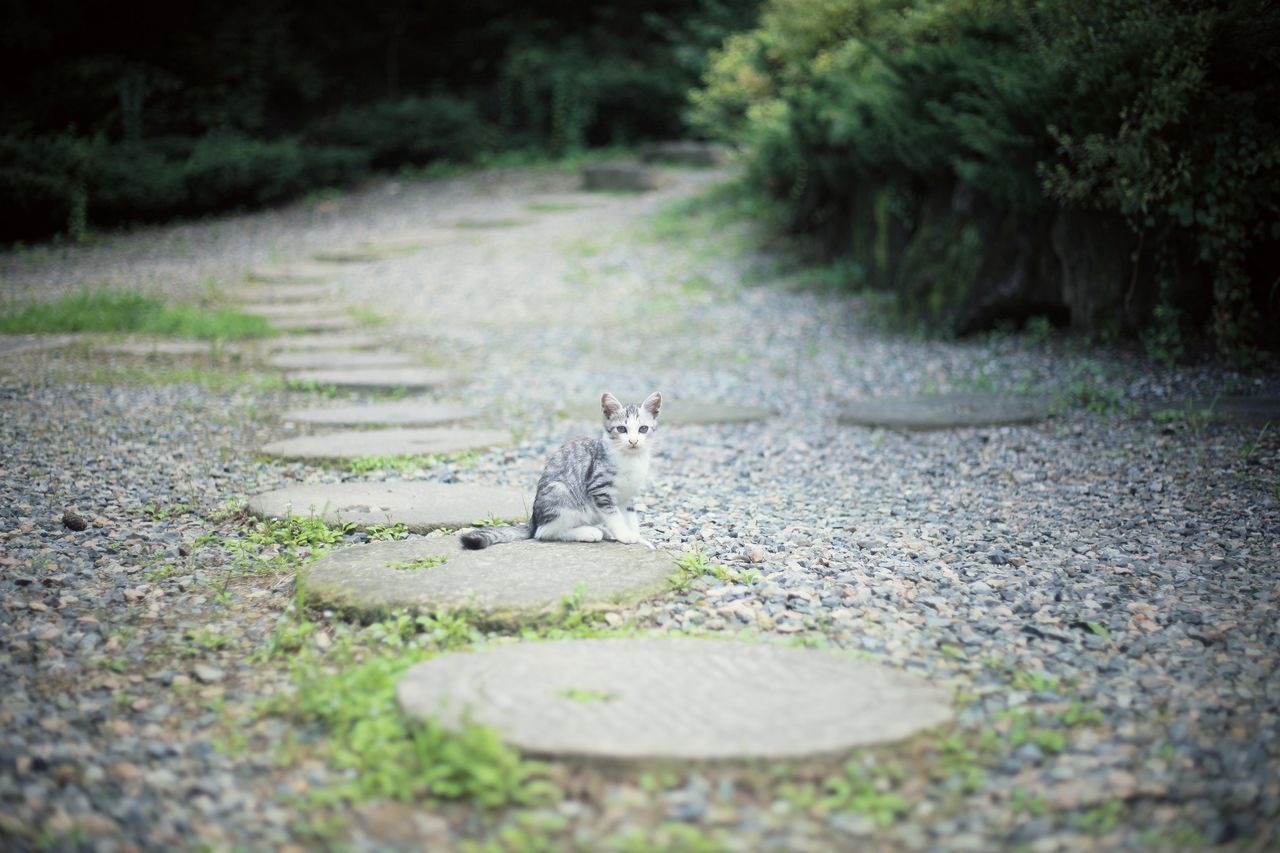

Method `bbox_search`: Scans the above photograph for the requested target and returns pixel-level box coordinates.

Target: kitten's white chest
[611,452,649,505]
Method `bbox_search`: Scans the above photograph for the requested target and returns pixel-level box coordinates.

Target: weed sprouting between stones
[668,548,759,593]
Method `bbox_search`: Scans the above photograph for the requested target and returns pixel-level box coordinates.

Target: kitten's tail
[459,523,533,550]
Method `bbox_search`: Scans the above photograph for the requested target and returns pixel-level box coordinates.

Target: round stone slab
[280,400,483,427]
[286,366,457,391]
[93,340,242,357]
[266,333,386,352]
[398,638,953,760]
[837,393,1050,431]
[224,284,331,303]
[269,315,359,333]
[261,427,508,461]
[266,350,415,370]
[1147,396,1280,426]
[240,302,342,319]
[247,262,340,283]
[248,481,530,533]
[561,399,774,426]
[305,538,674,621]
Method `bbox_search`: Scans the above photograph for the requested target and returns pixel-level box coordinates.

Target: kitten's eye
[639,425,649,433]
[615,425,627,434]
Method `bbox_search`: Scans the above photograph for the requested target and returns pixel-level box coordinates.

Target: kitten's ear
[601,393,623,418]
[642,391,662,419]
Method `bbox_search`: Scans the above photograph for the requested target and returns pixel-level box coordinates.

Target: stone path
[261,427,509,461]
[248,481,532,532]
[279,400,482,426]
[305,539,675,621]
[3,157,1276,851]
[398,637,952,759]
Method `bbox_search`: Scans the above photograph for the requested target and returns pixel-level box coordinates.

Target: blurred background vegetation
[3,0,1277,359]
[1,0,756,241]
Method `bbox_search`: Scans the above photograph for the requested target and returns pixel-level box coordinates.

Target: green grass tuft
[0,288,274,340]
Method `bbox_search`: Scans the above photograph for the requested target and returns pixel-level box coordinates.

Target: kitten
[460,392,661,549]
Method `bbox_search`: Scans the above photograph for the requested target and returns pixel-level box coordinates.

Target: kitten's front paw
[614,531,640,545]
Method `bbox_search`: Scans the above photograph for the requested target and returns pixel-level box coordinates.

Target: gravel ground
[2,164,1278,851]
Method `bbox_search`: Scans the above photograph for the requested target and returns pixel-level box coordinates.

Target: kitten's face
[601,392,661,454]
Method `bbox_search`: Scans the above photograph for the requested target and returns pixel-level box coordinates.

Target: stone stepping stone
[261,427,509,461]
[398,637,953,760]
[240,302,342,320]
[224,284,330,303]
[286,366,457,391]
[248,481,530,533]
[269,315,359,333]
[266,350,415,370]
[265,333,385,352]
[582,161,662,192]
[313,244,417,263]
[837,393,1050,431]
[304,538,673,622]
[561,399,774,426]
[280,400,482,427]
[451,218,528,230]
[641,141,729,167]
[93,340,243,357]
[0,334,79,356]
[247,262,339,283]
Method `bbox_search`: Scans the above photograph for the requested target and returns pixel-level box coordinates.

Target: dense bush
[1,0,761,243]
[0,133,368,240]
[691,0,1280,359]
[310,96,501,168]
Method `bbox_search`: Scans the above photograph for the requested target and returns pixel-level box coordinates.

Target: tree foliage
[691,0,1280,358]
[0,0,759,241]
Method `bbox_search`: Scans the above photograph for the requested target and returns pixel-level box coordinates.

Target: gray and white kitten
[460,392,661,550]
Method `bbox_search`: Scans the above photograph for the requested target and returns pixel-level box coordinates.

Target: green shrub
[310,95,500,168]
[693,0,1280,357]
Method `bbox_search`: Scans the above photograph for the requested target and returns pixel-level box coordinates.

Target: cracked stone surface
[260,427,509,460]
[398,637,953,760]
[304,538,674,621]
[247,481,532,532]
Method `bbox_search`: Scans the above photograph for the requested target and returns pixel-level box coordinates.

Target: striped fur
[459,392,661,549]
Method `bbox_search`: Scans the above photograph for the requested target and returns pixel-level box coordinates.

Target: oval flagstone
[304,538,674,621]
[224,284,330,303]
[837,393,1050,431]
[266,350,415,370]
[266,333,386,352]
[397,637,953,760]
[286,366,458,391]
[280,400,483,427]
[247,481,531,533]
[93,340,241,357]
[261,427,508,461]
[240,303,344,320]
[269,315,358,333]
[247,263,339,283]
